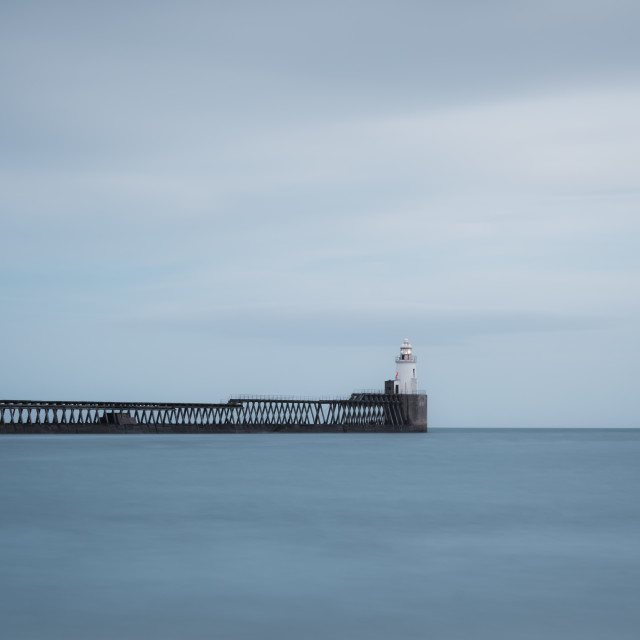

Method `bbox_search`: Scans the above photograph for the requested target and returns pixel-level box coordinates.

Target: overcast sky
[1,0,639,426]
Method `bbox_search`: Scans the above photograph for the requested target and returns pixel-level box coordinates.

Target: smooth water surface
[1,429,639,639]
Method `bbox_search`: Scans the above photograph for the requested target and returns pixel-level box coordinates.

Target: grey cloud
[2,1,639,124]
[119,307,610,347]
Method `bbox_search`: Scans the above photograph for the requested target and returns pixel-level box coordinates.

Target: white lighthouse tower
[394,338,418,394]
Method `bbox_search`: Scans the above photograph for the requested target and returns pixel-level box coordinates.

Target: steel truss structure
[0,394,410,433]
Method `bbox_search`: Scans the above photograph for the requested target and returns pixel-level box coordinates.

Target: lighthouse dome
[396,338,416,363]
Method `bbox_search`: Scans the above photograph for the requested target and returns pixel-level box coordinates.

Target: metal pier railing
[0,394,410,432]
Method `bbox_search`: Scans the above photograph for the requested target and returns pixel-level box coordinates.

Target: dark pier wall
[400,394,428,431]
[0,423,425,434]
[0,394,428,434]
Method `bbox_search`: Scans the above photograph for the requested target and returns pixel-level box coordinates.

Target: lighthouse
[394,338,418,394]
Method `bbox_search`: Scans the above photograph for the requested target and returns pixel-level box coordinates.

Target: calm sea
[1,429,639,640]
